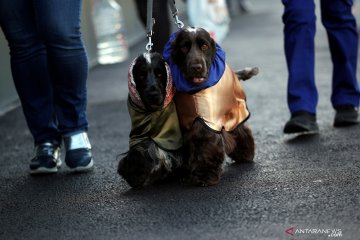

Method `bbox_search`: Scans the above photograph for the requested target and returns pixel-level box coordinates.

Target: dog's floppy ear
[235,67,259,81]
[199,27,217,64]
[209,36,217,64]
[170,33,183,64]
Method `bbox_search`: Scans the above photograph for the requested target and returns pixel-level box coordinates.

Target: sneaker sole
[30,160,62,175]
[30,167,58,175]
[284,130,320,137]
[284,120,319,134]
[284,125,319,134]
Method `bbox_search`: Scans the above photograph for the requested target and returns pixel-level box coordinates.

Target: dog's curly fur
[118,139,182,188]
[117,52,182,188]
[170,27,256,186]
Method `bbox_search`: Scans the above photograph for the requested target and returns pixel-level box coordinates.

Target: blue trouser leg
[0,0,60,144]
[34,0,89,138]
[320,0,360,108]
[282,0,318,114]
[0,0,88,144]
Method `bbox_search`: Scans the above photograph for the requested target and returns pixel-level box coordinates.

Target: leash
[168,0,184,29]
[145,0,184,52]
[145,0,154,52]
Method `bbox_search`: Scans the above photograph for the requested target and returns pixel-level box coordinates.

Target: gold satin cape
[175,64,250,132]
[127,99,183,150]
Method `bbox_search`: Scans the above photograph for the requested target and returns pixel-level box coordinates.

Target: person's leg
[34,0,93,171]
[282,0,319,133]
[153,0,171,53]
[282,0,318,115]
[0,0,60,145]
[321,0,360,126]
[34,0,89,137]
[320,0,360,108]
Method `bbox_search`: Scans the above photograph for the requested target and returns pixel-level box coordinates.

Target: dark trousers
[0,0,88,144]
[282,0,360,114]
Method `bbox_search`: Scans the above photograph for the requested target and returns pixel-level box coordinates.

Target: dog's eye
[181,46,188,54]
[201,44,208,51]
[154,68,164,78]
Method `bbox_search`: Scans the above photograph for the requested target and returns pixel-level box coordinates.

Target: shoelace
[36,143,59,157]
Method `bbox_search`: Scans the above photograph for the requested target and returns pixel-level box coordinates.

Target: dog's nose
[146,85,161,98]
[191,64,203,73]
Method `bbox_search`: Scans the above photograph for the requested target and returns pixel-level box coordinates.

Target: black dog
[117,52,183,188]
[164,27,258,186]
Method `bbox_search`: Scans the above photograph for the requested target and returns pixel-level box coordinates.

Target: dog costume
[163,31,250,132]
[127,58,182,150]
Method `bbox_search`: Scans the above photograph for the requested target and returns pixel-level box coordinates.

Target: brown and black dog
[164,27,258,186]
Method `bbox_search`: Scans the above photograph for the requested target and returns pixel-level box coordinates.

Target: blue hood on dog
[163,31,226,93]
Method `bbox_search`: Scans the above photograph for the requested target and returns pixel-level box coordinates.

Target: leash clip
[174,14,184,29]
[145,17,155,52]
[169,0,184,29]
[146,34,153,52]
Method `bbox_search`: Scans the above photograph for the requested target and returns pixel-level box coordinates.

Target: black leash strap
[145,0,184,52]
[168,0,184,29]
[146,0,154,52]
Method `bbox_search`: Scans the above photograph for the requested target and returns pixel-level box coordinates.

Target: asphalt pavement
[1,1,360,240]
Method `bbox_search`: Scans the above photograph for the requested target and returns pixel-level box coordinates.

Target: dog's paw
[117,155,148,188]
[235,67,259,81]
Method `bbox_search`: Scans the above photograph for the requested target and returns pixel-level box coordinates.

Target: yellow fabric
[175,64,249,132]
[128,99,183,150]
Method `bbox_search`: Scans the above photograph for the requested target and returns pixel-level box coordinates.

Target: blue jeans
[282,0,360,114]
[0,0,88,144]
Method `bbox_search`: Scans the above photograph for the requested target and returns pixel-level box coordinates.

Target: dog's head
[129,52,173,111]
[170,27,216,85]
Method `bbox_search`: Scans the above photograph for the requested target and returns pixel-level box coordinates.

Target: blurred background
[0,0,359,116]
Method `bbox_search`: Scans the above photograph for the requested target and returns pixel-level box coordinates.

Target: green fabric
[128,99,183,151]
